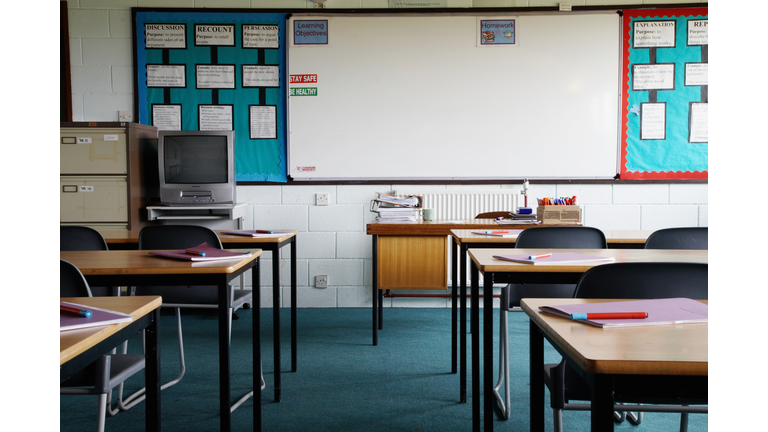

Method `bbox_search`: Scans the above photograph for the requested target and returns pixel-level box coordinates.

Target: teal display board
[620,7,708,179]
[133,9,288,182]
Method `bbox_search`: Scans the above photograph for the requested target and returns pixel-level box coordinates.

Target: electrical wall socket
[316,193,329,206]
[118,111,132,122]
[315,275,328,288]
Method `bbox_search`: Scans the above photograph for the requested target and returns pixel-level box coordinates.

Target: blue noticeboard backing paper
[135,11,288,182]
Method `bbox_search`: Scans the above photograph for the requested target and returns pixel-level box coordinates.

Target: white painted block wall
[65,0,708,308]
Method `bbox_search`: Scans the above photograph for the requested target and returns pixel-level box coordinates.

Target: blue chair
[60,259,145,432]
[544,262,708,432]
[494,226,607,419]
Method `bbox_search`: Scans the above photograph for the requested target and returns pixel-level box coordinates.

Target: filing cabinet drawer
[60,176,128,223]
[60,128,127,175]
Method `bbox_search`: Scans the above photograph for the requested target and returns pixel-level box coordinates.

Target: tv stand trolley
[147,204,246,230]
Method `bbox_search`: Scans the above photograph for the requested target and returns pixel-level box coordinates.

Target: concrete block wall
[65,0,708,308]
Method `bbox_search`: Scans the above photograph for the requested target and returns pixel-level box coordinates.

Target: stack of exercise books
[376,207,419,222]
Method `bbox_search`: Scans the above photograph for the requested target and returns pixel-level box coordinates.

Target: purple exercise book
[539,298,708,328]
[493,252,615,265]
[148,242,251,261]
[60,301,133,331]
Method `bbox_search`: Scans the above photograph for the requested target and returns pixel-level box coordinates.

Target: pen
[185,249,206,257]
[61,304,92,318]
[256,230,274,234]
[571,312,648,320]
[486,231,509,234]
[528,253,552,259]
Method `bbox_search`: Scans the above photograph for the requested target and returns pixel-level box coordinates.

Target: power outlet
[316,193,329,206]
[118,110,132,122]
[315,275,328,288]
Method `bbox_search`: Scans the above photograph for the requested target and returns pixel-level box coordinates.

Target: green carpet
[60,307,707,431]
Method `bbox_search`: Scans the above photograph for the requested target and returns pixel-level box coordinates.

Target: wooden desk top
[60,296,162,365]
[468,248,708,274]
[95,229,297,245]
[521,298,708,376]
[451,229,654,245]
[367,219,576,236]
[60,249,262,276]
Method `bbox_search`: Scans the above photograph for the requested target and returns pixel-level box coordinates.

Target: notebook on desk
[493,252,614,265]
[539,298,708,328]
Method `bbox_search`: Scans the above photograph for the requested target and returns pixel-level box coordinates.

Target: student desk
[60,250,262,432]
[467,248,708,432]
[98,229,299,378]
[60,295,163,432]
[522,298,708,432]
[447,229,652,402]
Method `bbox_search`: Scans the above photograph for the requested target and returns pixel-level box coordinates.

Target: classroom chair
[494,226,607,420]
[60,259,146,432]
[543,262,708,432]
[645,227,708,250]
[122,225,257,408]
[60,226,119,296]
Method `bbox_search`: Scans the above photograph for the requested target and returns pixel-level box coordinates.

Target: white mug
[421,208,436,221]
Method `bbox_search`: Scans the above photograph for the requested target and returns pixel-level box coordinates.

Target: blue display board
[133,10,288,182]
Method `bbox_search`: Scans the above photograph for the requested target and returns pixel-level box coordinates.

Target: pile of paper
[376,207,419,222]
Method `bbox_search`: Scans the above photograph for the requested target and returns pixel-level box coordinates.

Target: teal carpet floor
[61,307,707,431]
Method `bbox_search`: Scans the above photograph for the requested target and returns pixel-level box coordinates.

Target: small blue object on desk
[518,207,532,214]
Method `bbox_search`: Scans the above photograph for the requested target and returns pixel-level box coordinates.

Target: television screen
[163,135,229,184]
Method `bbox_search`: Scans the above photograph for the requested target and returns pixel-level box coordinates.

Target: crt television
[158,130,236,205]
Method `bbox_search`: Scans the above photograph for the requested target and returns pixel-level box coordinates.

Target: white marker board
[288,12,621,180]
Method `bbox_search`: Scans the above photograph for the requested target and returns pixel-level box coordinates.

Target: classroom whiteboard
[288,13,621,181]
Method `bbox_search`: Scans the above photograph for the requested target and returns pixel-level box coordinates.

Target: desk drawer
[378,236,447,289]
[60,128,127,175]
[60,176,128,223]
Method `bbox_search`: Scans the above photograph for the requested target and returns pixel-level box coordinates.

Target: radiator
[410,191,520,220]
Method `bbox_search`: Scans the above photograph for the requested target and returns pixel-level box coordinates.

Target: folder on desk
[493,252,614,265]
[539,298,708,328]
[148,242,252,261]
[60,301,134,331]
[371,192,424,209]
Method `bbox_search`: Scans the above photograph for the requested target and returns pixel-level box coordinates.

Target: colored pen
[571,312,648,320]
[486,231,509,234]
[61,304,92,318]
[185,249,206,257]
[256,230,274,234]
[528,253,552,260]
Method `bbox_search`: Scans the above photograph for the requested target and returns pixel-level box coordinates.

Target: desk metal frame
[60,299,161,432]
[61,251,262,432]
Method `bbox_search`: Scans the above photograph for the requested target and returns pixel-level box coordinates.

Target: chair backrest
[573,262,708,300]
[61,259,93,297]
[475,211,512,219]
[138,225,223,250]
[515,226,607,249]
[644,227,708,250]
[60,226,109,251]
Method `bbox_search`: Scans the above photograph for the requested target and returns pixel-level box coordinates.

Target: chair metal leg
[680,410,689,432]
[97,393,108,432]
[626,409,643,425]
[492,309,510,420]
[117,308,186,410]
[553,407,563,432]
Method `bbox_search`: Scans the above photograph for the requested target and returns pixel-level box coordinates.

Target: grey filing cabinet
[60,122,159,231]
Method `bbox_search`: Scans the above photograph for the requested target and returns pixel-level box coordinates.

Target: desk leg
[218,281,232,432]
[529,319,545,432]
[272,251,281,402]
[291,237,297,372]
[460,243,468,404]
[451,238,458,375]
[372,234,378,346]
[254,258,262,432]
[145,307,161,432]
[590,374,615,432]
[471,264,480,432]
[483,272,494,432]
